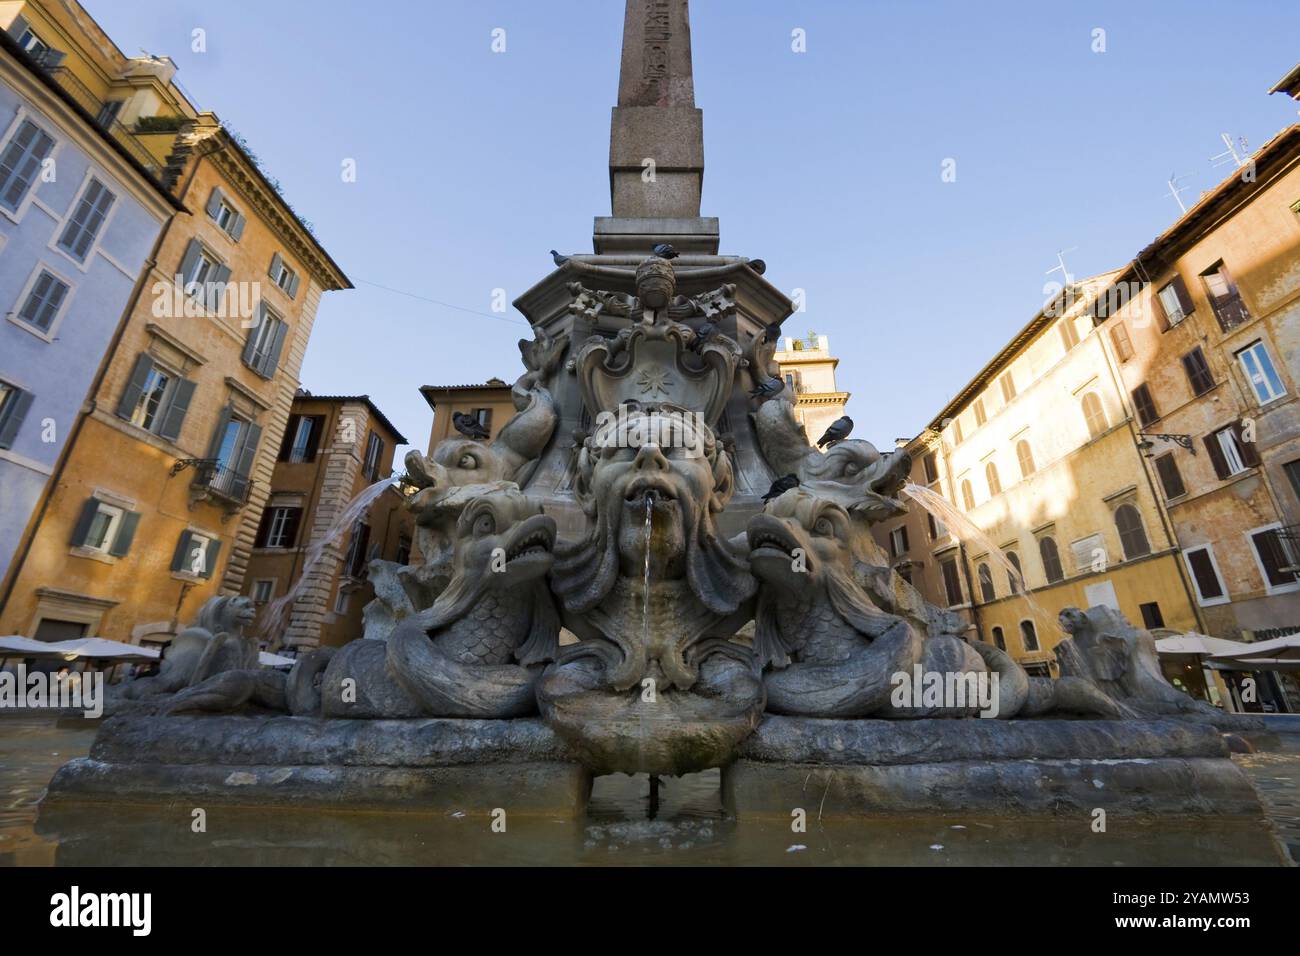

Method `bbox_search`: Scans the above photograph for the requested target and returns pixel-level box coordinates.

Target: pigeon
[762,474,800,501]
[761,322,783,344]
[817,416,853,448]
[749,377,785,399]
[690,321,717,352]
[549,249,569,267]
[651,242,679,259]
[748,259,767,275]
[452,412,490,440]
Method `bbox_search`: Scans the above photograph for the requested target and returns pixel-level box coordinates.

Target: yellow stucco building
[772,332,849,444]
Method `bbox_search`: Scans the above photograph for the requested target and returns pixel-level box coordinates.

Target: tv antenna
[1046,247,1078,287]
[1209,132,1250,169]
[1165,172,1194,214]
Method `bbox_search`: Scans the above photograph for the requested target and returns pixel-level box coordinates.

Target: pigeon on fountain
[452,412,490,440]
[690,321,717,352]
[549,249,569,266]
[817,416,854,448]
[749,377,785,399]
[651,242,679,259]
[762,474,800,501]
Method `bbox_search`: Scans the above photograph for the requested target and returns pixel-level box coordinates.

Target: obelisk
[595,0,719,254]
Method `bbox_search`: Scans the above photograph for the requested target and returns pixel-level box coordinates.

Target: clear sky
[84,0,1300,455]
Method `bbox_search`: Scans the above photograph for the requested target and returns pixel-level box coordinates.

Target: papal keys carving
[116,252,1225,775]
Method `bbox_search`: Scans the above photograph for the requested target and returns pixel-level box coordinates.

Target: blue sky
[85,0,1300,454]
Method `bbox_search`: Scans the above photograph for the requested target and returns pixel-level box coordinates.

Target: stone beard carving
[539,405,762,775]
[290,484,559,718]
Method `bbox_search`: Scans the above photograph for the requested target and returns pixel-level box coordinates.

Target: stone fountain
[41,0,1273,828]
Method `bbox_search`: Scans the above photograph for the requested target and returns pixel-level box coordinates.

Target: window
[1110,322,1134,362]
[1154,276,1193,329]
[1130,384,1159,427]
[1114,504,1151,560]
[1154,453,1187,500]
[334,586,351,615]
[58,178,115,262]
[1184,546,1227,605]
[0,381,34,450]
[1201,261,1250,331]
[1016,439,1035,478]
[927,511,946,541]
[115,354,195,442]
[889,526,909,557]
[280,414,324,463]
[922,451,938,484]
[1182,346,1215,396]
[1059,317,1080,351]
[16,269,69,332]
[951,417,963,445]
[94,100,124,130]
[960,479,975,511]
[205,187,245,239]
[1080,392,1107,439]
[269,253,300,298]
[978,562,995,602]
[172,530,220,578]
[1006,551,1023,594]
[1236,341,1286,404]
[1000,373,1016,403]
[973,399,987,427]
[242,305,287,377]
[941,557,962,607]
[472,407,494,429]
[1286,458,1300,505]
[15,24,51,57]
[985,461,1001,496]
[70,497,139,558]
[1204,422,1259,479]
[896,564,912,585]
[255,506,303,550]
[396,536,412,566]
[990,626,1006,651]
[1020,620,1040,652]
[177,239,231,311]
[363,430,384,481]
[1248,525,1299,592]
[344,522,372,579]
[202,407,261,502]
[1039,536,1064,583]
[1139,602,1165,629]
[0,118,56,212]
[252,579,275,605]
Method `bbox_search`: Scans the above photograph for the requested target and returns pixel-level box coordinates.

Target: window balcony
[36,62,166,180]
[184,460,254,510]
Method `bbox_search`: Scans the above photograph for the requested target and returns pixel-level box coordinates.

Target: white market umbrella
[1155,633,1255,658]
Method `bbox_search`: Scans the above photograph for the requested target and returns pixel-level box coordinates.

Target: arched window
[1115,503,1151,559]
[991,626,1006,651]
[985,461,1002,496]
[961,479,975,511]
[1017,440,1035,478]
[1039,536,1064,583]
[1020,619,1040,652]
[1006,551,1023,594]
[1081,392,1107,439]
[978,562,995,602]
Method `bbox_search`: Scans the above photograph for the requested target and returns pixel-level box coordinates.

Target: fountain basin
[40,713,1270,824]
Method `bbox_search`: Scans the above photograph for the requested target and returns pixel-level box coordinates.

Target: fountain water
[900,482,1060,635]
[258,476,401,646]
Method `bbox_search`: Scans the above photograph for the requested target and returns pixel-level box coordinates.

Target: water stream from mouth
[899,482,1060,637]
[642,492,659,817]
[258,476,400,647]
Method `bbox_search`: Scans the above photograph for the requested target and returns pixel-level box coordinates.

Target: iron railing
[189,461,253,506]
[1270,524,1300,575]
[40,64,165,179]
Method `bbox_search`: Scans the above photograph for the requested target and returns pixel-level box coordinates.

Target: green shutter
[241,304,264,368]
[229,213,245,241]
[157,377,195,442]
[177,238,201,284]
[206,406,234,460]
[235,422,262,479]
[261,319,287,376]
[269,252,282,280]
[201,538,222,579]
[109,511,140,557]
[115,353,154,421]
[287,271,300,299]
[171,530,193,572]
[0,388,34,449]
[70,498,100,547]
[205,187,224,219]
[206,263,231,313]
[8,15,30,40]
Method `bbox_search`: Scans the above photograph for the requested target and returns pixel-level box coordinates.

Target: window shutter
[1172,275,1195,317]
[269,253,282,281]
[109,511,140,557]
[262,319,287,377]
[157,377,196,442]
[235,422,262,479]
[115,353,154,420]
[201,539,223,578]
[284,508,302,548]
[0,388,33,448]
[206,406,234,460]
[1150,285,1170,332]
[205,187,225,220]
[1203,433,1230,480]
[1233,422,1261,467]
[230,213,246,241]
[1155,454,1186,499]
[254,508,275,548]
[287,272,300,299]
[206,264,232,313]
[171,531,193,572]
[8,15,30,39]
[70,498,100,547]
[306,416,324,461]
[241,307,262,368]
[900,526,909,553]
[278,414,301,461]
[178,238,201,283]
